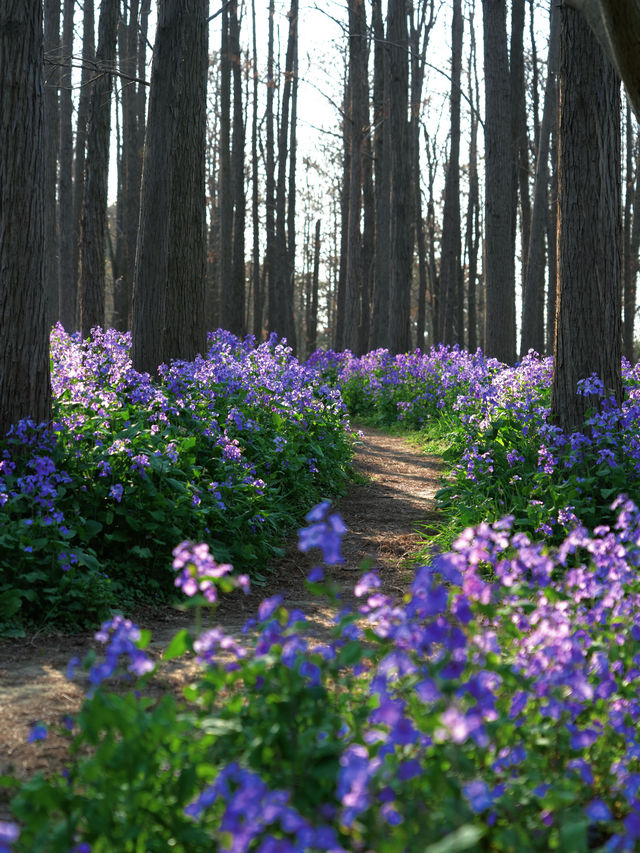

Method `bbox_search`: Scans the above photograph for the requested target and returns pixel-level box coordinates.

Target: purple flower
[27,723,47,742]
[463,779,493,813]
[585,799,612,822]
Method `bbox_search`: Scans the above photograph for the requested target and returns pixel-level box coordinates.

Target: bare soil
[0,426,443,817]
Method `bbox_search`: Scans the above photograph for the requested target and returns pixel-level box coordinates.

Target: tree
[550,4,622,432]
[58,0,75,331]
[482,0,516,364]
[0,0,52,435]
[163,0,209,363]
[438,0,463,346]
[387,0,412,355]
[132,0,208,373]
[79,0,119,337]
[566,0,640,120]
[521,0,559,357]
[43,0,60,328]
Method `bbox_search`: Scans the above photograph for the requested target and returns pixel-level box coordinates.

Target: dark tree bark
[163,0,209,363]
[335,70,350,351]
[0,0,52,434]
[133,0,208,372]
[307,218,321,354]
[387,0,412,354]
[343,0,367,353]
[466,3,481,354]
[627,134,640,363]
[522,0,559,357]
[623,106,636,362]
[482,0,516,364]
[43,0,60,328]
[273,0,299,349]
[132,0,183,373]
[438,0,463,346]
[425,136,439,344]
[370,0,390,350]
[113,0,140,331]
[511,0,532,296]
[551,5,622,432]
[80,0,119,338]
[265,0,277,338]
[251,0,262,339]
[58,0,74,331]
[218,3,235,333]
[72,0,94,327]
[231,0,246,338]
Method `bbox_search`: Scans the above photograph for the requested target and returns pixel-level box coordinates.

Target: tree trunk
[482,0,516,364]
[623,105,635,362]
[58,0,74,331]
[163,0,209,362]
[273,0,298,349]
[438,0,463,346]
[387,0,412,354]
[466,4,480,354]
[343,0,367,353]
[511,0,532,298]
[265,0,277,338]
[114,0,140,331]
[132,0,183,373]
[551,4,622,431]
[80,0,119,338]
[0,0,52,434]
[370,0,390,350]
[72,0,94,329]
[43,0,60,329]
[251,0,262,339]
[522,0,559,357]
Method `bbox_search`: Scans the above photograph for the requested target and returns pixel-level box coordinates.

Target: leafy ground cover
[4,341,640,850]
[0,326,352,635]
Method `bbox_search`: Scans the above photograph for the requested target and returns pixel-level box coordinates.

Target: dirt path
[0,426,443,803]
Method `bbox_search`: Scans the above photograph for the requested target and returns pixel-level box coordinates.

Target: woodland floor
[0,426,444,819]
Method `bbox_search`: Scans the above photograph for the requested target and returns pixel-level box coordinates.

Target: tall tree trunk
[482,0,516,364]
[511,0,532,299]
[387,0,412,354]
[132,0,183,373]
[231,0,246,336]
[438,0,463,346]
[80,0,119,338]
[218,4,235,333]
[425,137,439,344]
[307,218,321,354]
[43,0,60,329]
[273,0,298,349]
[343,0,367,353]
[251,0,262,339]
[466,3,480,354]
[265,0,277,338]
[335,71,350,351]
[623,105,636,362]
[114,0,140,331]
[58,0,74,331]
[522,0,559,357]
[0,0,52,434]
[163,0,209,362]
[628,135,640,363]
[370,0,390,350]
[72,0,94,328]
[551,5,622,431]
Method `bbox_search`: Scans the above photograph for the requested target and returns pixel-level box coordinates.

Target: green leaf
[163,629,192,660]
[424,825,485,853]
[0,590,22,618]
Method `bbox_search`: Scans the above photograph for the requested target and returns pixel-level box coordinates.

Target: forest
[3,0,640,850]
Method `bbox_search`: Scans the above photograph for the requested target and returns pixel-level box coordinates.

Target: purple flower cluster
[172,540,248,603]
[185,763,345,852]
[87,615,154,686]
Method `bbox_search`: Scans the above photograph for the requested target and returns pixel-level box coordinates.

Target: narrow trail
[0,426,444,799]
